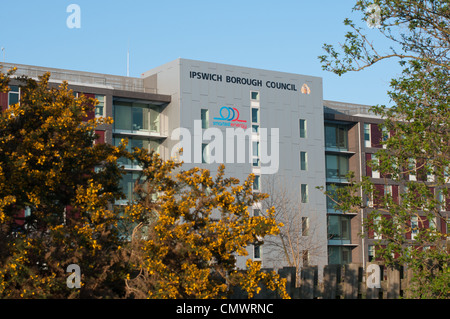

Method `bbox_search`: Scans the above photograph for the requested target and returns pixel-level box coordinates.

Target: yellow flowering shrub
[124,148,289,299]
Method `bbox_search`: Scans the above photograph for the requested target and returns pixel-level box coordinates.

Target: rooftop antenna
[1,47,5,63]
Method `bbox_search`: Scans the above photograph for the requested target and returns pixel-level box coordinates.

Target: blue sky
[0,0,403,107]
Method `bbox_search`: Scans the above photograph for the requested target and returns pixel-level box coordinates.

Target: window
[408,158,417,181]
[366,191,374,208]
[326,184,345,211]
[114,101,160,133]
[253,208,261,217]
[368,245,375,262]
[251,91,260,101]
[253,175,260,191]
[202,143,209,164]
[302,217,309,236]
[300,151,308,171]
[301,184,308,203]
[411,216,419,240]
[8,85,19,106]
[95,95,105,117]
[251,108,259,124]
[299,119,307,138]
[251,108,259,133]
[201,109,209,129]
[326,154,349,179]
[254,245,261,259]
[252,141,260,167]
[119,172,141,203]
[325,123,348,150]
[114,137,159,167]
[382,126,389,148]
[328,246,352,265]
[328,215,351,241]
[371,154,380,178]
[302,250,309,266]
[374,215,382,239]
[364,123,371,147]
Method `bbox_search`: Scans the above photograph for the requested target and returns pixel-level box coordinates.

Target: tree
[260,175,325,284]
[0,69,290,299]
[0,71,128,298]
[122,148,290,299]
[318,1,449,298]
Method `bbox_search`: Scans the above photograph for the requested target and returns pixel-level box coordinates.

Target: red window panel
[419,215,429,230]
[373,184,385,208]
[0,91,8,111]
[65,205,80,222]
[406,218,412,240]
[13,209,25,227]
[371,124,382,148]
[94,130,105,144]
[392,185,399,204]
[80,93,96,121]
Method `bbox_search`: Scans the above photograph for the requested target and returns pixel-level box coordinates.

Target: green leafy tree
[319,1,449,298]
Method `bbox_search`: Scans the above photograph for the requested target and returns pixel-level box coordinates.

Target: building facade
[1,59,448,271]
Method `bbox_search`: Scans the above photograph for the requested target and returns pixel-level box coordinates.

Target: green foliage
[319,0,450,298]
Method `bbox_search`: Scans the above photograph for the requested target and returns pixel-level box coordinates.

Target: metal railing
[0,63,158,94]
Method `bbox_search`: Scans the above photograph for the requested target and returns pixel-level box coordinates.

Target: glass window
[302,217,309,236]
[368,245,375,262]
[325,123,348,150]
[328,215,351,240]
[119,172,141,203]
[328,246,352,265]
[302,250,309,266]
[149,107,160,132]
[301,184,308,203]
[201,109,209,129]
[299,119,307,138]
[95,95,105,117]
[251,91,260,101]
[300,151,308,171]
[326,154,349,179]
[113,100,160,133]
[411,216,418,240]
[114,137,159,166]
[252,141,260,167]
[253,208,261,217]
[252,124,259,133]
[202,143,209,164]
[8,85,19,106]
[114,103,132,130]
[326,184,345,211]
[253,175,260,191]
[251,108,259,124]
[364,123,371,147]
[254,245,261,259]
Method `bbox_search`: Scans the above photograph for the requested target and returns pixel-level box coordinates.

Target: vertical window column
[251,91,261,193]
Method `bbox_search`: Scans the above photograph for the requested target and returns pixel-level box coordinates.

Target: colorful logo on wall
[213,106,247,129]
[301,84,311,95]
